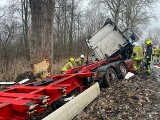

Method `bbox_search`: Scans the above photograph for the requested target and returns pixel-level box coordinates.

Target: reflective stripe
[133,65,137,70]
[146,63,151,73]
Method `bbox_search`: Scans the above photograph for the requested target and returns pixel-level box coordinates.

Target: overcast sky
[151,2,160,28]
[0,0,7,6]
[0,0,160,29]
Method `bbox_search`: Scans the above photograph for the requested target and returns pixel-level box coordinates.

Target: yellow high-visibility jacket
[153,48,159,55]
[61,62,74,72]
[132,46,144,61]
[75,58,85,67]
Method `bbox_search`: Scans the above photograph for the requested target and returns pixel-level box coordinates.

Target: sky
[0,0,7,7]
[80,0,91,11]
[150,2,160,28]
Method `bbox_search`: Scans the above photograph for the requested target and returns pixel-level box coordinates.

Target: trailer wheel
[104,68,117,87]
[83,77,93,87]
[119,63,128,79]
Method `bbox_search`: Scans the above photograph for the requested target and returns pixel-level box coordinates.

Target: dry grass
[0,58,31,82]
[0,58,68,82]
[52,59,68,75]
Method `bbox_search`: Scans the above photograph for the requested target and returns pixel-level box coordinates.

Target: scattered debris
[0,82,16,85]
[15,71,34,83]
[151,64,160,82]
[74,74,160,120]
[0,78,30,85]
[18,78,30,84]
[125,72,134,80]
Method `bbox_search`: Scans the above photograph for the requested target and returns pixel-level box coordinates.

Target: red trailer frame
[0,56,134,120]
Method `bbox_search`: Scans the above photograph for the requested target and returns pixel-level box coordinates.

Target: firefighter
[91,54,99,62]
[131,43,144,72]
[152,45,159,63]
[158,47,160,62]
[61,57,75,73]
[75,54,86,67]
[144,40,152,75]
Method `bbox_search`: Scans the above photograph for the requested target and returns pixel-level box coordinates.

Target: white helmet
[133,42,138,46]
[80,54,85,58]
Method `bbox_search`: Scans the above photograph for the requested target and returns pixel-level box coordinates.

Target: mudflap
[124,59,135,73]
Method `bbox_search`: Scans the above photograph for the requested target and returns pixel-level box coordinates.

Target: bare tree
[103,0,125,26]
[68,0,75,56]
[121,0,157,32]
[21,0,30,60]
[0,0,23,80]
[92,0,157,35]
[0,22,18,77]
[148,27,160,44]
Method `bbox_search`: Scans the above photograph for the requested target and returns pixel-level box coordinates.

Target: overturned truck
[86,18,138,87]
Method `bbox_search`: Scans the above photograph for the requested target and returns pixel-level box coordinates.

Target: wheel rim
[120,64,127,77]
[109,73,116,80]
[106,68,117,86]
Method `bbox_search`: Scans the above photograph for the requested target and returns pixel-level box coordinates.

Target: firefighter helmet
[80,54,85,58]
[69,58,74,62]
[133,42,138,46]
[145,40,152,45]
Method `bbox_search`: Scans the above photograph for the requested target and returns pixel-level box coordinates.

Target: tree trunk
[55,2,61,60]
[29,0,55,74]
[21,0,30,60]
[69,0,74,56]
[63,0,67,57]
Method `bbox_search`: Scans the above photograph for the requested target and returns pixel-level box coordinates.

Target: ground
[74,74,160,120]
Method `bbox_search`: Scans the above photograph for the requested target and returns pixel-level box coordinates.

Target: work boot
[134,71,138,75]
[145,72,151,78]
[135,70,141,74]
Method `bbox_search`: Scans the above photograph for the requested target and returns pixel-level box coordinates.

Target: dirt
[74,74,160,120]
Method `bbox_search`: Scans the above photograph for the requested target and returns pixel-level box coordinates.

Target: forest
[0,0,160,81]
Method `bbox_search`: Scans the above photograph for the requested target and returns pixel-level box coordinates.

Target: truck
[85,18,138,87]
[0,18,138,120]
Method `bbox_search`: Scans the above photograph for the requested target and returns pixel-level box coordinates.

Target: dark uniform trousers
[145,45,152,74]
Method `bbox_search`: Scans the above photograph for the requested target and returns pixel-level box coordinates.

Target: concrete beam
[43,82,100,120]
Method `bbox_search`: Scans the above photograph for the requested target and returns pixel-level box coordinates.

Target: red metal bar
[66,55,122,74]
[0,73,93,120]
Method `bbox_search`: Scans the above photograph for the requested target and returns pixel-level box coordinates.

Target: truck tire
[104,68,118,87]
[83,77,93,87]
[119,63,128,79]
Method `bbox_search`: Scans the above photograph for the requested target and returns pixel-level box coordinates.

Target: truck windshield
[123,28,139,44]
